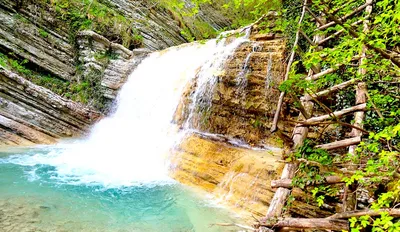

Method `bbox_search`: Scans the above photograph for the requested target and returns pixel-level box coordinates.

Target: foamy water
[2,37,246,188]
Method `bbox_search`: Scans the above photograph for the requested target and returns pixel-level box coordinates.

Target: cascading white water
[5,35,247,188]
[184,28,250,130]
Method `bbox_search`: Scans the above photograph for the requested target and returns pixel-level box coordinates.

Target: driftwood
[318,19,365,45]
[329,209,400,219]
[270,0,308,133]
[302,103,366,124]
[316,1,372,31]
[316,136,361,150]
[303,79,358,101]
[260,218,349,231]
[322,5,400,67]
[271,176,342,188]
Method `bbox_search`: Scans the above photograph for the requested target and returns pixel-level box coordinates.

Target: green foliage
[276,1,400,229]
[45,0,143,48]
[0,52,105,109]
[39,29,49,38]
[158,0,281,36]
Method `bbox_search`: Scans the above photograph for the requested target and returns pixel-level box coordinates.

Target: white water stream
[5,35,249,188]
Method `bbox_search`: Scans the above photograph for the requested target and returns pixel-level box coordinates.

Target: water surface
[0,147,240,232]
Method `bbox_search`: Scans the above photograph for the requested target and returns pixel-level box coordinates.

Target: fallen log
[329,209,400,219]
[271,176,342,188]
[303,79,358,101]
[316,136,361,150]
[270,0,308,133]
[317,19,365,45]
[260,218,349,231]
[302,103,367,124]
[316,1,372,31]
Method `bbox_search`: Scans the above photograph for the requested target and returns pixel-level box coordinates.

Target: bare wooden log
[304,79,358,101]
[331,0,358,14]
[270,0,308,133]
[316,136,361,150]
[322,6,400,68]
[299,29,315,45]
[345,0,372,212]
[267,6,322,221]
[316,1,372,31]
[271,176,342,188]
[329,209,400,219]
[265,164,297,218]
[318,19,364,45]
[303,103,366,124]
[261,218,349,231]
[305,6,325,26]
[308,66,338,80]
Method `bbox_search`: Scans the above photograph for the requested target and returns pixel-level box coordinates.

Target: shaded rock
[0,69,102,145]
[76,31,150,101]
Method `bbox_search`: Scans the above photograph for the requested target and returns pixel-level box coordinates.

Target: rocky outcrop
[175,21,289,147]
[0,0,75,81]
[0,0,230,129]
[104,0,230,50]
[170,134,283,219]
[170,134,332,221]
[0,0,229,81]
[169,17,330,220]
[0,0,228,144]
[76,31,150,101]
[0,69,102,145]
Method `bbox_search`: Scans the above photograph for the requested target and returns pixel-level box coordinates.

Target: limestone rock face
[0,0,230,144]
[104,0,230,50]
[0,69,102,145]
[0,0,75,81]
[175,24,288,147]
[76,31,150,101]
[170,134,333,221]
[170,134,283,219]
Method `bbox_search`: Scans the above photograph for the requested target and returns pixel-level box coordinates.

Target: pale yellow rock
[169,134,284,221]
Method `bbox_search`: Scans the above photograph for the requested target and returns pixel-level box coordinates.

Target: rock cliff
[0,0,229,144]
[0,69,101,145]
[170,17,333,220]
[175,18,289,147]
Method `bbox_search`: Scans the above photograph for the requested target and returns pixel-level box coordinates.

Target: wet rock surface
[170,133,283,220]
[175,23,289,147]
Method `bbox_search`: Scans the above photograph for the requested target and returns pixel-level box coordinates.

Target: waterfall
[184,28,250,130]
[4,35,248,188]
[235,42,262,99]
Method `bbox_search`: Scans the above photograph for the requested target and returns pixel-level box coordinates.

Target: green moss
[42,0,143,49]
[39,29,49,38]
[0,52,106,110]
[94,50,119,62]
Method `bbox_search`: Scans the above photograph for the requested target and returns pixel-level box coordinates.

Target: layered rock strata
[170,134,332,221]
[0,69,102,145]
[175,23,289,147]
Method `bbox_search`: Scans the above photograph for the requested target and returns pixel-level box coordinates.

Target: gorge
[0,9,290,230]
[1,0,400,231]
